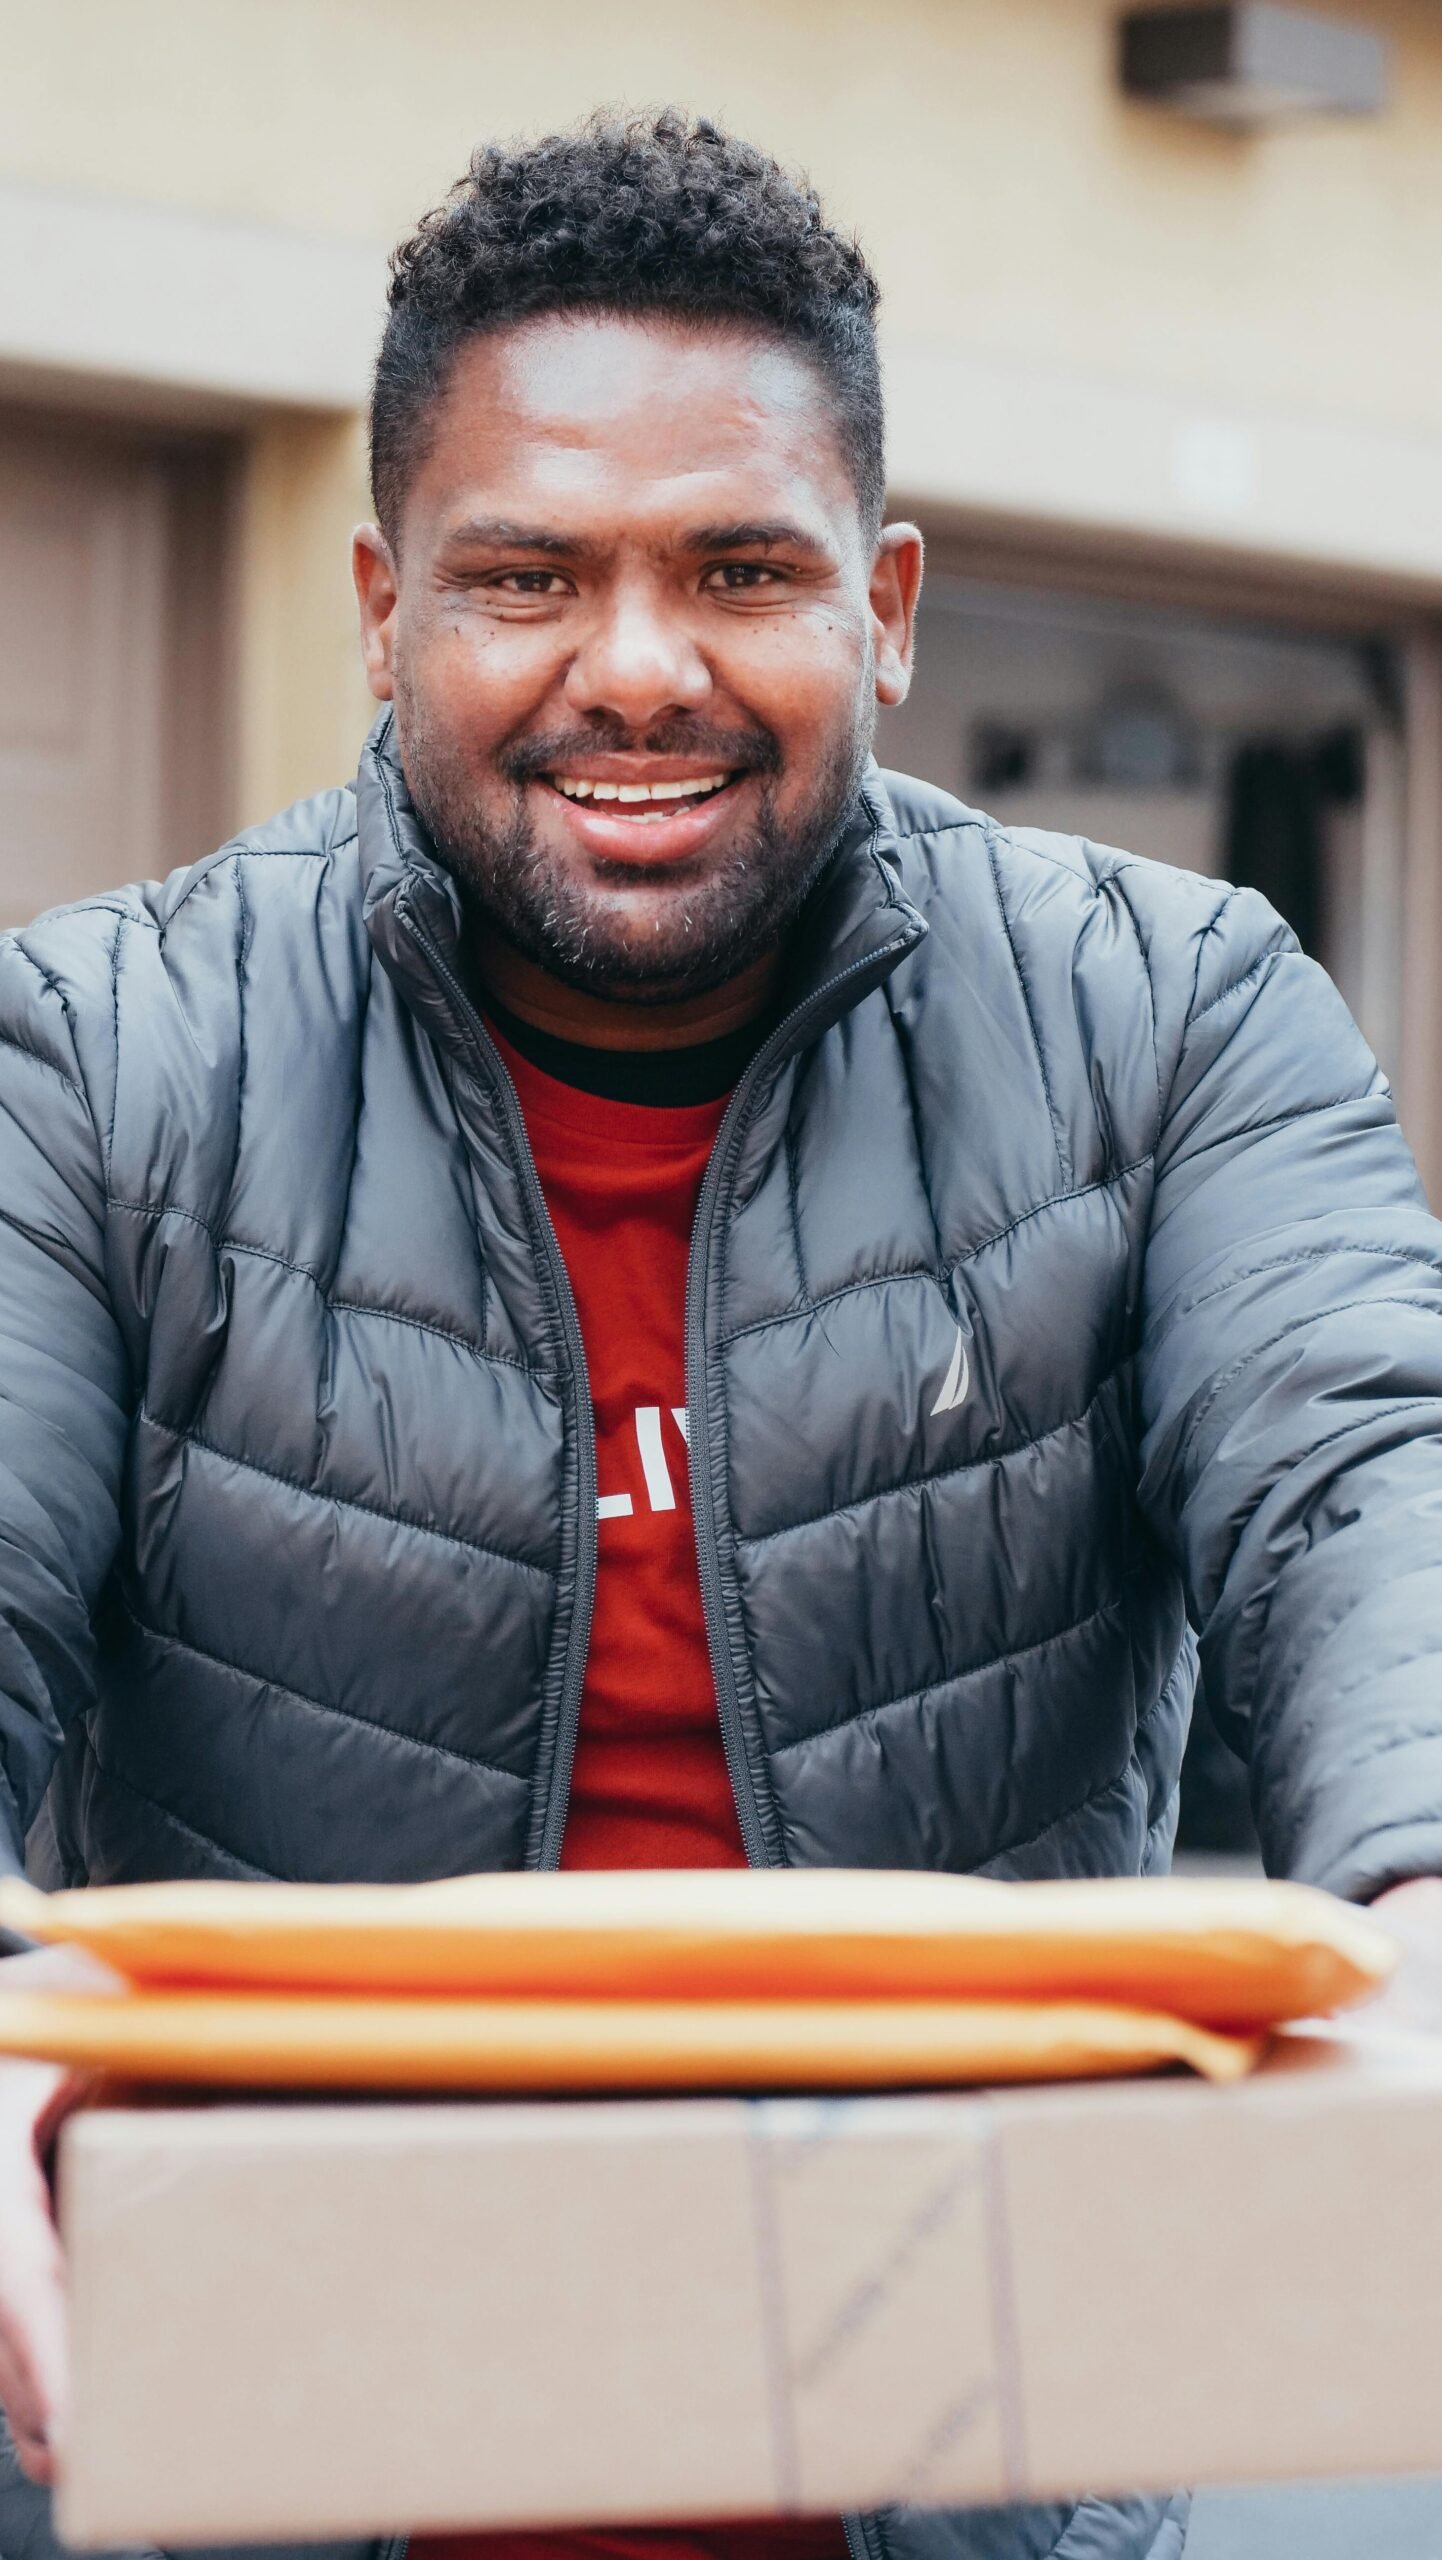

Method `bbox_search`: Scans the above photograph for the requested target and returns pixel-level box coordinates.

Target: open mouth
[543,771,739,821]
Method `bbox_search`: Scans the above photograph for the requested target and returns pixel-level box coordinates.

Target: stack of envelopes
[0,1867,1395,2092]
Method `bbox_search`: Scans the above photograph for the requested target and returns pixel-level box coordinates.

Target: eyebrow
[440,515,827,560]
[679,520,825,555]
[441,518,599,557]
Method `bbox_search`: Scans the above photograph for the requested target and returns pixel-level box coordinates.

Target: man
[1,107,1440,2560]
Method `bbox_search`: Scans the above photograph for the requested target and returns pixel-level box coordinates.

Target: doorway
[0,405,237,929]
[878,572,1406,1083]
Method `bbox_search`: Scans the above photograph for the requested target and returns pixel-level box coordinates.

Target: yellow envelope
[0,1868,1392,2030]
[0,1985,1261,2089]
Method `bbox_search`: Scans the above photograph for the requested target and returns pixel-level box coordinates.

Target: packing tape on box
[743,2094,1027,2513]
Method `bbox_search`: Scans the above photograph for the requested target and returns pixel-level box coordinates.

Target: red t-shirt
[415,1028,843,2560]
[524,1048,745,1870]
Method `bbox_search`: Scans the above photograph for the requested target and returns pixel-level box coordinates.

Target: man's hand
[0,1944,117,2485]
[1366,1878,1442,2034]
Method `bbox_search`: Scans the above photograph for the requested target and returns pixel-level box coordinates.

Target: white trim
[885,338,1442,597]
[0,181,385,412]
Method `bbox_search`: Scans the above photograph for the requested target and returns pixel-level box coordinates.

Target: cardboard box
[57,2022,1442,2548]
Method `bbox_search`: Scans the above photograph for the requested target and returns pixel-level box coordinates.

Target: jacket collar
[356,707,927,1053]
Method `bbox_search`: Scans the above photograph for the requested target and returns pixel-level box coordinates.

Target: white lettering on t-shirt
[596,1406,690,1521]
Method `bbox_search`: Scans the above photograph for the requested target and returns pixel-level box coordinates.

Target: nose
[562,572,712,728]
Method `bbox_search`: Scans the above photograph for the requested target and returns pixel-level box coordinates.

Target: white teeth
[550,772,729,807]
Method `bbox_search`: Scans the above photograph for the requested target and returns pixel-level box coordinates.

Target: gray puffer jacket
[4,709,1442,2560]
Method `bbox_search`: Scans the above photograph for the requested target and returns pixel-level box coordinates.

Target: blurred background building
[2,0,1440,1196]
[9,26,1442,2533]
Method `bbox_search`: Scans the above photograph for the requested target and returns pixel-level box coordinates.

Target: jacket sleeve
[1137,880,1442,1899]
[0,933,130,1875]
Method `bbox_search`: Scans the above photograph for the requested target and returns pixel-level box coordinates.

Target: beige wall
[3,0,1442,438]
[234,413,374,822]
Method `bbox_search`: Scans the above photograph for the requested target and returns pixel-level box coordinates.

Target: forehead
[406,311,858,549]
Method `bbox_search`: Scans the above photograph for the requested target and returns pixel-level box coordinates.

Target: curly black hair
[371,109,884,544]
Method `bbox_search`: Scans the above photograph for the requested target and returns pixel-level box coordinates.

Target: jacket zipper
[399,905,598,1871]
[844,2512,887,2560]
[684,931,918,1868]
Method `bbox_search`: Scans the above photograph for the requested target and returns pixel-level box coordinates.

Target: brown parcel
[57,2020,1442,2550]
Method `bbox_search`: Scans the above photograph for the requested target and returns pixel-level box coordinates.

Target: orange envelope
[0,1868,1393,2031]
[0,1985,1261,2089]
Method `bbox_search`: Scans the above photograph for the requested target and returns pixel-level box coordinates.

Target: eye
[703,561,786,592]
[492,569,571,596]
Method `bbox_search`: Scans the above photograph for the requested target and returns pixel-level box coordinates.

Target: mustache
[498,721,783,784]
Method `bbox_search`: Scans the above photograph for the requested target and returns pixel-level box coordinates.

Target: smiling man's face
[354,311,920,1004]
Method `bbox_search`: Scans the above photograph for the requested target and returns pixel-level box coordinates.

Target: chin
[549,945,747,1007]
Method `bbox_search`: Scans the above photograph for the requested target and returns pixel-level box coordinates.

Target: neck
[475,938,781,1053]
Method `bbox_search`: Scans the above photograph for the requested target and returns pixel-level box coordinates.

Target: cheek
[408,616,553,745]
[720,611,869,733]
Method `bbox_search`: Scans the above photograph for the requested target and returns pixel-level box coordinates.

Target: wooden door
[0,410,234,929]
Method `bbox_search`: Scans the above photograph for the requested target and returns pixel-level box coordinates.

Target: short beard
[393,689,873,1007]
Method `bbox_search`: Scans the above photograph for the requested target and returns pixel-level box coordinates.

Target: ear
[352,524,400,702]
[868,523,924,709]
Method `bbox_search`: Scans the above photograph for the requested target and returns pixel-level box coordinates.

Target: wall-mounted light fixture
[1119,4,1388,129]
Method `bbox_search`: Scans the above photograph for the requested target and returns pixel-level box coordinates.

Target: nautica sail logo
[929,1325,971,1418]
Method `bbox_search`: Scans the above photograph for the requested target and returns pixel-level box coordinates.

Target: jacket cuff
[1276,1739,1442,1903]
